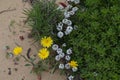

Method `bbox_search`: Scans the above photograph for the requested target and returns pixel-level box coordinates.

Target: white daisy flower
[62,43,67,47]
[72,7,79,12]
[68,75,74,80]
[64,11,70,18]
[55,55,61,61]
[52,44,59,51]
[65,55,71,61]
[66,26,73,33]
[66,20,72,25]
[58,22,63,27]
[57,48,63,54]
[62,18,68,24]
[59,63,64,69]
[57,31,64,38]
[57,22,63,31]
[59,52,65,58]
[66,48,72,55]
[74,0,80,4]
[72,67,78,72]
[69,11,75,15]
[65,63,70,69]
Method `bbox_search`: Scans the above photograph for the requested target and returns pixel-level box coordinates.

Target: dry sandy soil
[0,0,66,80]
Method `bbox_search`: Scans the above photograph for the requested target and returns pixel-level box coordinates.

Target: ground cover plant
[11,0,120,80]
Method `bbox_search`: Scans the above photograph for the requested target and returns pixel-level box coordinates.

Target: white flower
[57,48,63,54]
[66,20,72,25]
[65,63,70,69]
[68,75,74,80]
[62,43,66,47]
[59,63,64,69]
[66,26,73,33]
[72,67,78,72]
[57,31,64,38]
[62,18,68,24]
[74,0,80,4]
[59,52,65,58]
[57,22,63,31]
[69,11,75,15]
[64,11,70,18]
[66,48,72,55]
[52,44,59,51]
[55,55,61,61]
[65,55,71,61]
[57,25,63,31]
[72,7,79,12]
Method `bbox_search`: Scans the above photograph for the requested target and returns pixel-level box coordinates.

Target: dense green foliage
[26,0,120,80]
[25,0,63,40]
[68,0,120,79]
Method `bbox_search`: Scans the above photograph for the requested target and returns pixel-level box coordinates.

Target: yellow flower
[38,48,49,60]
[13,46,22,56]
[41,36,53,48]
[69,60,78,68]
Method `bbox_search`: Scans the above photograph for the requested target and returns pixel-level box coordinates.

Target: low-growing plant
[24,0,63,40]
[67,0,120,80]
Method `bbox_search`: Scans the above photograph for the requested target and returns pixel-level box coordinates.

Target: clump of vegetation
[25,0,63,40]
[67,0,120,79]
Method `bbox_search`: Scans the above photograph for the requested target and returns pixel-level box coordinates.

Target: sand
[0,0,66,80]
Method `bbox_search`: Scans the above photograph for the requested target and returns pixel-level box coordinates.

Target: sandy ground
[0,0,66,80]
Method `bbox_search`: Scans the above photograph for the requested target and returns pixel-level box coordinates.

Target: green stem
[21,55,35,66]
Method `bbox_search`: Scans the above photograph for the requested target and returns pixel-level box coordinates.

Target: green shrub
[25,0,63,40]
[67,0,120,79]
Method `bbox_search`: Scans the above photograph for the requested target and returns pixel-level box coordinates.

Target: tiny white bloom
[69,11,75,15]
[66,48,72,55]
[72,7,79,12]
[52,44,59,51]
[66,20,72,25]
[59,52,65,58]
[57,22,63,31]
[72,67,78,72]
[74,0,80,4]
[65,55,71,61]
[62,43,67,47]
[55,55,61,61]
[66,26,73,33]
[57,48,63,54]
[68,75,74,80]
[57,31,64,38]
[59,63,64,69]
[62,18,68,24]
[65,63,70,69]
[64,12,70,18]
[58,22,63,27]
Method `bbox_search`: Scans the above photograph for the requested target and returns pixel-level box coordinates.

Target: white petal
[57,31,64,38]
